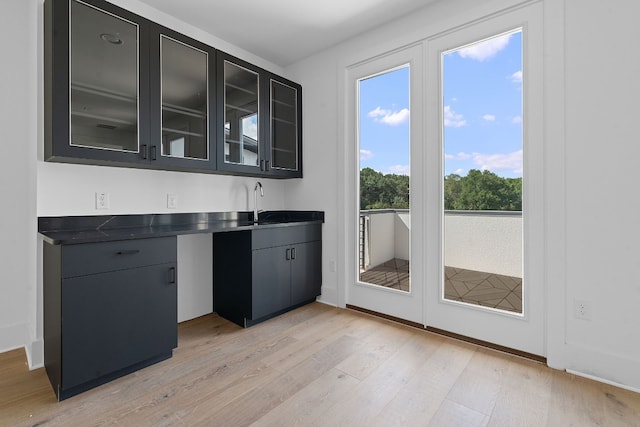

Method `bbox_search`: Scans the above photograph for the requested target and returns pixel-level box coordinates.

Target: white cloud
[368,106,410,126]
[368,107,385,118]
[473,150,523,174]
[454,168,466,175]
[444,105,466,128]
[360,149,373,161]
[510,70,523,83]
[483,114,496,122]
[388,164,410,175]
[512,116,522,124]
[457,33,511,61]
[445,152,472,160]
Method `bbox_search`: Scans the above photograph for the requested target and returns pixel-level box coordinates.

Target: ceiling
[137,0,439,67]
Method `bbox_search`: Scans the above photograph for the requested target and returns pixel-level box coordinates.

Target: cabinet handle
[286,248,291,260]
[141,144,148,159]
[260,159,265,171]
[291,247,296,260]
[150,145,157,160]
[265,160,270,171]
[116,249,140,255]
[169,267,176,284]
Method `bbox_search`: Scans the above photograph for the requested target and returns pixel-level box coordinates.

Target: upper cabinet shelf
[45,0,302,178]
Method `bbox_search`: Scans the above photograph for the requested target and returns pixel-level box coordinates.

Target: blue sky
[359,30,523,178]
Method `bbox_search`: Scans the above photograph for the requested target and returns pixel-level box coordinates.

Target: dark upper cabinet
[45,0,301,178]
[217,52,303,178]
[216,52,264,176]
[45,0,151,166]
[148,24,217,172]
[267,75,303,178]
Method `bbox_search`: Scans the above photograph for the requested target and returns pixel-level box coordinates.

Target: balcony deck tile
[360,259,523,314]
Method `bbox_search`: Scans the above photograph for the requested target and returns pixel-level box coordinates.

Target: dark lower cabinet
[213,224,322,327]
[290,240,322,306]
[44,237,177,401]
[252,245,292,320]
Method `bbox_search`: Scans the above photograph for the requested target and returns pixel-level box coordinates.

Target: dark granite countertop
[38,211,324,245]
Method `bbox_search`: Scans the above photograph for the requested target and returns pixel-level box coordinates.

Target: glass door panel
[270,80,298,171]
[441,30,523,314]
[223,61,259,167]
[358,66,411,292]
[70,0,138,152]
[160,35,208,160]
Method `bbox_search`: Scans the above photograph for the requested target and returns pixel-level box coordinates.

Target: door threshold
[346,304,546,364]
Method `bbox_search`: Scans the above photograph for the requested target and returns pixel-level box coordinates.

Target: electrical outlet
[167,193,177,209]
[574,300,592,320]
[95,192,110,209]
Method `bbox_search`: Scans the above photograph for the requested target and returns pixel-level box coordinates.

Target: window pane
[358,66,411,292]
[442,30,524,314]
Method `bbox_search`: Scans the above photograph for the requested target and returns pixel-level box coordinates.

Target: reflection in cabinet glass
[70,0,139,152]
[223,61,259,167]
[270,80,298,171]
[160,35,208,160]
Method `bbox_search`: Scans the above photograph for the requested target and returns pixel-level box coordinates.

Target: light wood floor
[1,303,639,426]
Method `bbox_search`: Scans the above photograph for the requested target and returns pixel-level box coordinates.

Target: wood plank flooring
[1,303,639,426]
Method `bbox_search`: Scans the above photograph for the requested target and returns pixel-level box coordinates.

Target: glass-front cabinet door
[149,25,216,171]
[45,0,150,164]
[268,77,302,177]
[216,52,303,177]
[217,53,263,174]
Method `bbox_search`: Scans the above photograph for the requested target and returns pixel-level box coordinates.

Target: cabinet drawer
[252,223,321,250]
[62,236,176,278]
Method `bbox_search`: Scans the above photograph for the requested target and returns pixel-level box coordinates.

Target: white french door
[342,3,544,356]
[424,3,545,356]
[344,44,425,324]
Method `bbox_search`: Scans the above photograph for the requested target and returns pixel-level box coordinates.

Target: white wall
[284,0,640,390]
[394,212,410,261]
[561,0,640,389]
[445,213,522,278]
[0,0,39,366]
[367,213,395,268]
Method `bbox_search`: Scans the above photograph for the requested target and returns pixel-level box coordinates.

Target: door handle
[169,267,176,284]
[286,248,291,260]
[291,247,296,260]
[116,249,140,255]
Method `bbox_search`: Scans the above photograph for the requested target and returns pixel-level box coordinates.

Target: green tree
[444,169,521,211]
[361,168,520,211]
[443,173,462,210]
[359,168,409,209]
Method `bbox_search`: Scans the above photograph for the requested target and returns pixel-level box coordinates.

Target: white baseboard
[565,343,640,391]
[567,369,640,394]
[317,286,338,307]
[26,339,44,369]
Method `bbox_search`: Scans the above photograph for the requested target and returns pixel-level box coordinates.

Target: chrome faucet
[253,181,264,223]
